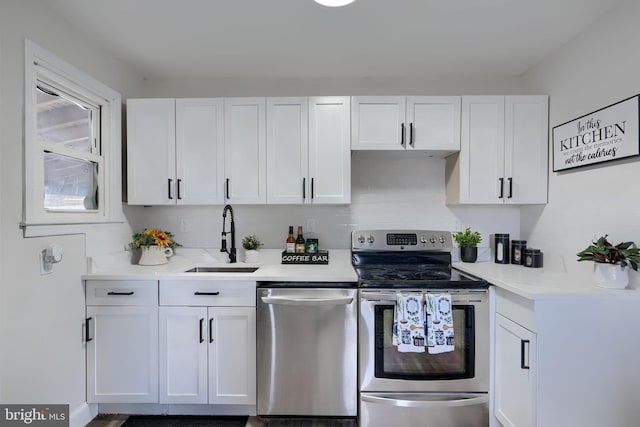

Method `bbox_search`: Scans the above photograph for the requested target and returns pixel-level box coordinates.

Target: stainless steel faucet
[221,204,237,263]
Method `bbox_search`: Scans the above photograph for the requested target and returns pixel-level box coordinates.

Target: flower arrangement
[577,234,640,271]
[132,228,181,249]
[452,227,483,248]
[242,234,263,251]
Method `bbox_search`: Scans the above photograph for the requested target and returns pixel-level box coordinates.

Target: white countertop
[83,248,358,283]
[453,261,640,300]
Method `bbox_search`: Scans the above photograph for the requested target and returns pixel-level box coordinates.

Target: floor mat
[250,418,357,427]
[122,416,248,427]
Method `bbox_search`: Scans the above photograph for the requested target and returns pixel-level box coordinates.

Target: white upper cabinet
[266,98,309,204]
[309,96,351,204]
[224,97,267,204]
[505,96,549,204]
[126,98,225,205]
[351,96,460,155]
[266,97,350,204]
[446,95,548,205]
[176,99,225,204]
[127,99,176,205]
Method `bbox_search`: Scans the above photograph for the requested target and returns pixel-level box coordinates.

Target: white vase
[244,249,259,263]
[139,246,174,266]
[594,263,629,289]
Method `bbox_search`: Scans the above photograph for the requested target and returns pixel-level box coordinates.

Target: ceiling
[42,0,624,80]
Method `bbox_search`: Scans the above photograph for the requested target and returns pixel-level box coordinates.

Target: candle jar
[524,249,543,268]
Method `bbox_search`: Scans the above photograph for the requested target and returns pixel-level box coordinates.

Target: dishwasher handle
[260,296,354,306]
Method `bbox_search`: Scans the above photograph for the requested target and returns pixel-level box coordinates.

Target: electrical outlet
[180,218,191,233]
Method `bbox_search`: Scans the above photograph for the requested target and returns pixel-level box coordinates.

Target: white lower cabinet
[159,280,256,406]
[495,313,536,427]
[86,280,159,403]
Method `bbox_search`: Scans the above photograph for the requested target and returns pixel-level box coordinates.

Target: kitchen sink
[184,266,259,273]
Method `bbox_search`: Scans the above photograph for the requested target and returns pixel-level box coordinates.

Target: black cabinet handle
[409,122,415,147]
[107,291,134,296]
[86,317,93,342]
[311,178,315,199]
[508,177,513,199]
[400,123,405,147]
[199,318,204,343]
[168,178,173,199]
[225,178,230,199]
[194,291,220,296]
[177,179,182,200]
[498,177,504,199]
[209,318,214,343]
[302,177,306,200]
[521,339,530,369]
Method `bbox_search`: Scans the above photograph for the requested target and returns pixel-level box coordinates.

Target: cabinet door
[505,96,549,205]
[308,96,351,204]
[176,99,225,204]
[266,97,309,204]
[459,96,505,204]
[407,96,461,153]
[495,314,537,427]
[159,307,208,404]
[224,97,266,204]
[351,96,406,150]
[209,306,256,405]
[86,305,158,403]
[126,99,176,205]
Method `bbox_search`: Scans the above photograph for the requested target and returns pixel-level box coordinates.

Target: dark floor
[87,415,357,427]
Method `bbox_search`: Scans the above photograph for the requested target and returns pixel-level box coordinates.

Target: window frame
[23,40,123,237]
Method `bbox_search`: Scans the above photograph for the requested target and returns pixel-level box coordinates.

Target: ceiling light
[314,0,356,7]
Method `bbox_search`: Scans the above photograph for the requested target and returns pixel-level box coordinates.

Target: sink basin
[184,266,259,273]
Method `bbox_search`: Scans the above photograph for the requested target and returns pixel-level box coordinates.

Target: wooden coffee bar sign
[552,95,639,172]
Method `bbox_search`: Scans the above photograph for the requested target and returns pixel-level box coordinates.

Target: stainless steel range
[353,229,490,427]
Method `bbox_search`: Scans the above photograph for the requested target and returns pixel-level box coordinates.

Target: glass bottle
[286,226,295,253]
[295,226,306,253]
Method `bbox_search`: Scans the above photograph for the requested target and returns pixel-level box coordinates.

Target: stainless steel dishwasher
[257,283,358,417]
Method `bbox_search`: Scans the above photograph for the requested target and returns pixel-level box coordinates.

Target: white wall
[522,0,640,286]
[0,1,140,425]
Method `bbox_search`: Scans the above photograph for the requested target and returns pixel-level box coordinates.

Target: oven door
[359,289,489,393]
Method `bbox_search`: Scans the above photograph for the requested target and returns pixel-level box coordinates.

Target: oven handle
[360,290,487,303]
[261,296,354,306]
[361,393,488,408]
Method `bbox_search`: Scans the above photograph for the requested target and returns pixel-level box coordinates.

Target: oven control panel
[352,229,453,251]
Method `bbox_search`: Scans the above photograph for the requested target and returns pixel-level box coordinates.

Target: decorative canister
[524,249,543,268]
[511,240,527,265]
[494,234,510,264]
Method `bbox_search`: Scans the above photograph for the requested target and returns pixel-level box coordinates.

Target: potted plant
[242,234,263,263]
[452,227,483,263]
[131,228,181,266]
[577,235,640,289]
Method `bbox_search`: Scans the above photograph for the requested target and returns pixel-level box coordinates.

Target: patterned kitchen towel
[425,293,455,354]
[393,292,426,353]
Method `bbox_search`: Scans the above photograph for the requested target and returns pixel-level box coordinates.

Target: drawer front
[495,287,535,331]
[86,280,158,306]
[160,280,255,306]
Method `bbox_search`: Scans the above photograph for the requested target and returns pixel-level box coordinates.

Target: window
[23,40,123,236]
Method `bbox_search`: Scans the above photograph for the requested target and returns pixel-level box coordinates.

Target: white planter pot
[594,263,629,289]
[139,246,173,266]
[244,249,259,263]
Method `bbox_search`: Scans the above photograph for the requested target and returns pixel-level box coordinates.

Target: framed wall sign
[552,95,639,172]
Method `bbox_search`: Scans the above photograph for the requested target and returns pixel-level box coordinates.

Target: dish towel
[425,293,455,354]
[393,292,426,353]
